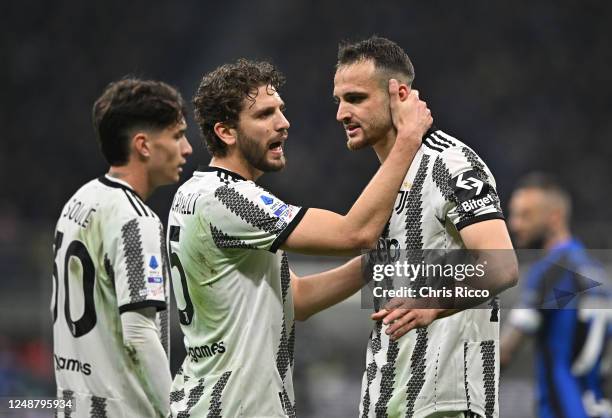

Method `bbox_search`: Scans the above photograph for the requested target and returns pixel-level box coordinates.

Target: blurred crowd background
[1,0,611,416]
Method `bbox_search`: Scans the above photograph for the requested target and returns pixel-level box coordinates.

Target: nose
[336,102,350,123]
[277,111,290,131]
[181,137,193,157]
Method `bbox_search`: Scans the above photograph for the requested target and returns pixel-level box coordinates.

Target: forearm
[373,250,517,338]
[343,140,420,247]
[500,324,525,367]
[121,309,172,417]
[292,256,364,320]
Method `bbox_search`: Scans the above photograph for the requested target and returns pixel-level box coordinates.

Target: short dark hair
[193,58,286,157]
[337,36,415,85]
[515,172,572,219]
[92,78,186,166]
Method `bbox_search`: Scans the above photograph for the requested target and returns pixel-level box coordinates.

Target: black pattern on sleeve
[210,224,256,249]
[121,219,146,303]
[214,185,286,235]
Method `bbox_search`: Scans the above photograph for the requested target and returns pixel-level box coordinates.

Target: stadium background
[1,1,610,416]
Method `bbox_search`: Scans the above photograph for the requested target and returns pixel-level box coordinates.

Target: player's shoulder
[422,129,480,161]
[95,175,158,221]
[181,166,250,195]
[62,177,100,203]
[193,166,279,203]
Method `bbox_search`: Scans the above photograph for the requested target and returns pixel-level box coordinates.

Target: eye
[346,94,366,104]
[256,109,274,119]
[332,97,339,105]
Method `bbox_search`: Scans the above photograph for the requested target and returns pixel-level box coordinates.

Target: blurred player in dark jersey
[52,78,192,417]
[502,173,612,418]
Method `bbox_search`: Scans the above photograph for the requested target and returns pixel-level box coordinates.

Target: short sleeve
[205,182,307,253]
[433,145,505,231]
[107,217,168,314]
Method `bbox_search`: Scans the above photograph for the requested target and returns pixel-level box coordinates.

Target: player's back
[52,175,168,418]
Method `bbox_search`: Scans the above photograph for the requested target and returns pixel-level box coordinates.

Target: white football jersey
[360,130,504,418]
[167,166,306,418]
[52,175,170,418]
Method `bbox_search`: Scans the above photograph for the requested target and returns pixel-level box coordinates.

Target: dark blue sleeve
[545,308,590,418]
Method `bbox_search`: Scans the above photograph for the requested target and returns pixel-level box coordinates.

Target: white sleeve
[433,144,505,230]
[205,181,307,252]
[121,309,172,417]
[107,216,168,313]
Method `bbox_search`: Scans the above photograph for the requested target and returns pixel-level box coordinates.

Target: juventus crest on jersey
[52,175,169,418]
[167,166,306,418]
[360,130,504,418]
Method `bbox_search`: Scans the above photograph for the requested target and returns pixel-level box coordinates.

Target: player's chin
[265,156,286,172]
[164,170,182,185]
[346,135,369,151]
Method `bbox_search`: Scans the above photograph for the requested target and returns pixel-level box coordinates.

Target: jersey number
[52,230,97,337]
[169,226,194,325]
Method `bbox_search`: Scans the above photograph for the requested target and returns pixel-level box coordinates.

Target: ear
[213,122,238,147]
[549,207,564,229]
[397,83,411,101]
[132,132,150,159]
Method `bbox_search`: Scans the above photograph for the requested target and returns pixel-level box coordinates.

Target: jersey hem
[118,300,166,314]
[411,400,487,418]
[455,213,505,231]
[270,207,309,253]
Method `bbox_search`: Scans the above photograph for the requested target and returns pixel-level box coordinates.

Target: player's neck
[372,130,397,163]
[107,166,152,200]
[209,155,262,182]
[544,228,571,251]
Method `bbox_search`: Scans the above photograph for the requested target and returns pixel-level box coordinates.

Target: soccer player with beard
[167,58,432,417]
[52,78,192,417]
[502,173,612,418]
[333,36,518,418]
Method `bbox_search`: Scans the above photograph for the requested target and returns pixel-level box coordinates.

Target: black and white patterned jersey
[360,130,504,418]
[52,175,170,418]
[167,166,307,418]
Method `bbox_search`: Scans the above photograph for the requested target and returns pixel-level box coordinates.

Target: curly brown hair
[193,59,286,157]
[92,78,186,166]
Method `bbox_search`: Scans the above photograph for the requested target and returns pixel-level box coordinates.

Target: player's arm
[291,257,363,321]
[106,215,171,415]
[433,219,518,316]
[376,219,519,339]
[500,322,527,368]
[282,81,432,255]
[121,308,172,417]
[459,218,519,293]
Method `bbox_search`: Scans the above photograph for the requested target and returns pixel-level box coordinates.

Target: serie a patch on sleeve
[144,253,165,299]
[258,193,298,223]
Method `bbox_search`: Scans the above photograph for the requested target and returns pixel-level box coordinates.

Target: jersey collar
[198,165,246,181]
[98,175,141,197]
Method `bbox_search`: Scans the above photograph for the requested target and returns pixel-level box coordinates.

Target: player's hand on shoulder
[388,79,433,148]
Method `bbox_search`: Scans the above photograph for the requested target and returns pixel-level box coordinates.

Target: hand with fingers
[388,79,433,149]
[371,298,442,340]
